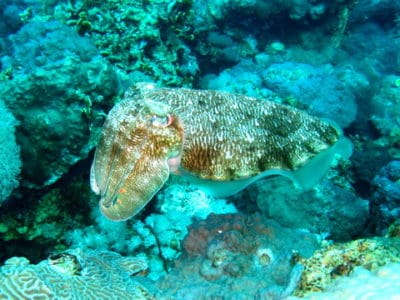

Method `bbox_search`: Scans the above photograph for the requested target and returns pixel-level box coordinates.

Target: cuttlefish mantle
[90,83,352,221]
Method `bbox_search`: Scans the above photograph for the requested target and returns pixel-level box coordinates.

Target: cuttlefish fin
[99,157,170,221]
[288,136,353,189]
[181,137,353,197]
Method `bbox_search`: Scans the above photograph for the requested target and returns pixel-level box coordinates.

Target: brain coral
[0,249,155,299]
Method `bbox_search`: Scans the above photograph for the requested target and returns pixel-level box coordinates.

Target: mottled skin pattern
[91,83,340,221]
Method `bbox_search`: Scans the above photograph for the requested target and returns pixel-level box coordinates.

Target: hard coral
[0,249,155,299]
[370,161,400,234]
[294,237,400,297]
[45,0,197,86]
[0,100,20,204]
[157,213,319,299]
[288,263,400,300]
[255,176,369,241]
[261,62,357,128]
[1,20,118,188]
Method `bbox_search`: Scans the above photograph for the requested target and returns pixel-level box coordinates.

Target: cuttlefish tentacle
[91,83,351,221]
[99,157,170,221]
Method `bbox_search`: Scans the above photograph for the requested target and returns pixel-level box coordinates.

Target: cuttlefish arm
[91,83,351,221]
[90,90,183,221]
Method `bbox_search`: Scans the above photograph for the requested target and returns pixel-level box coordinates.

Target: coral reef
[200,59,273,99]
[144,182,237,275]
[0,248,155,299]
[255,176,369,241]
[204,0,351,22]
[191,0,358,72]
[201,60,365,129]
[387,221,400,238]
[0,171,91,262]
[261,62,357,128]
[65,181,236,281]
[370,161,400,234]
[0,20,118,188]
[289,262,400,300]
[293,237,400,297]
[342,23,400,77]
[157,213,320,299]
[0,1,33,36]
[156,181,237,220]
[0,0,399,298]
[350,0,400,28]
[0,100,21,204]
[40,0,198,86]
[370,75,400,159]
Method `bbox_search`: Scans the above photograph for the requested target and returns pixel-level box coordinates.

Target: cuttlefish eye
[150,114,173,127]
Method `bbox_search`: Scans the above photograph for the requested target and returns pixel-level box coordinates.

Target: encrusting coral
[293,237,400,297]
[40,0,197,86]
[156,213,320,299]
[0,100,20,205]
[0,20,118,188]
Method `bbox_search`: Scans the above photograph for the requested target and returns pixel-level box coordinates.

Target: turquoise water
[0,0,399,299]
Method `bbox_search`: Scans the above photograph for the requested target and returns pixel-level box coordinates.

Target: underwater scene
[0,0,400,299]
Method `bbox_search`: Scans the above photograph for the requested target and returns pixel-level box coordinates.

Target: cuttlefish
[90,83,352,221]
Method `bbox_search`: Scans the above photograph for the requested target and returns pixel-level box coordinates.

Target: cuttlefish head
[90,94,183,221]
